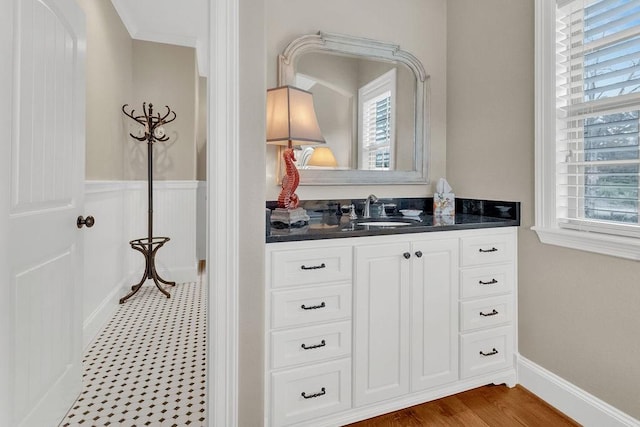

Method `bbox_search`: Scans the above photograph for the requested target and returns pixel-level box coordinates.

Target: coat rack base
[119,237,176,304]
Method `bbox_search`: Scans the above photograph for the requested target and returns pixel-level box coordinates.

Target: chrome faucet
[363,194,379,218]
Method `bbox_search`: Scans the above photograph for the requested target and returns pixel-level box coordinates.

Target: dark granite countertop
[266,197,520,243]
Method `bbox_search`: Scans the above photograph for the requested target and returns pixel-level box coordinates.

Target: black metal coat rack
[120,102,177,304]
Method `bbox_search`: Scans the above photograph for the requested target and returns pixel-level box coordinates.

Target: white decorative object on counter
[434,177,455,217]
[400,209,423,217]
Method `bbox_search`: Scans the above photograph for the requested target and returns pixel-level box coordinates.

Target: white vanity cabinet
[353,241,412,405]
[265,227,517,427]
[265,243,354,427]
[409,238,460,392]
[352,237,458,406]
[458,230,516,379]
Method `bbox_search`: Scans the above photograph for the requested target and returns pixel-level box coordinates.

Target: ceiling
[110,0,208,76]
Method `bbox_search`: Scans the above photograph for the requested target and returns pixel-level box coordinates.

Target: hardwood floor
[344,385,579,427]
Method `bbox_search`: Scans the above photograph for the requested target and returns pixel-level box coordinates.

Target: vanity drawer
[271,358,351,426]
[271,321,351,369]
[460,295,512,332]
[271,284,352,329]
[460,264,513,299]
[460,233,514,267]
[460,326,513,379]
[271,246,352,288]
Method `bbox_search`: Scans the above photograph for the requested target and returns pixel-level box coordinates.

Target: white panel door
[354,242,410,407]
[410,238,459,392]
[6,0,86,426]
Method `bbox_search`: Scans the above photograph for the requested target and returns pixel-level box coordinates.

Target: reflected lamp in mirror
[307,146,337,168]
[266,85,325,226]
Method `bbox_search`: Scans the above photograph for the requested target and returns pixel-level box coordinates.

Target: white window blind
[556,0,640,237]
[358,69,396,171]
[362,93,392,169]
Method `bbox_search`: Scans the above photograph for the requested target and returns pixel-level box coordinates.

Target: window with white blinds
[358,69,396,171]
[556,0,640,237]
[362,93,392,169]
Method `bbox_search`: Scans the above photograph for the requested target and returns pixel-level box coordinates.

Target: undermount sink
[352,217,421,228]
[357,221,413,227]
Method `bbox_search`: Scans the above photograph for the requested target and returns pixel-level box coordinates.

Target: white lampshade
[266,86,325,147]
[307,146,338,167]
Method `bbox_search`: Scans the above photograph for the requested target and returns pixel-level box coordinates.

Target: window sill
[532,226,640,261]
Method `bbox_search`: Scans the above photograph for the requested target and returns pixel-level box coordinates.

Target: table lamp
[266,85,325,227]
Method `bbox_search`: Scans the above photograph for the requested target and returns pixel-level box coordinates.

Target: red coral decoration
[277,147,300,209]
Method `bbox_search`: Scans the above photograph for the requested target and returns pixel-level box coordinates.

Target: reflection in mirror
[279,31,428,185]
[294,52,416,172]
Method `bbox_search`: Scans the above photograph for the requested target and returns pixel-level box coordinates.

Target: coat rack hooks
[120,102,178,304]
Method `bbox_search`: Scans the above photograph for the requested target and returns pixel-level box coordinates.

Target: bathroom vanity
[264,198,519,426]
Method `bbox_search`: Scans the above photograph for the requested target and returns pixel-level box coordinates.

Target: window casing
[535,0,640,259]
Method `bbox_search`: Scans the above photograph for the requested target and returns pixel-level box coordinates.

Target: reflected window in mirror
[358,69,396,171]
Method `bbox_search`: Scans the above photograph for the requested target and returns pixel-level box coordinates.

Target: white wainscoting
[83,180,203,349]
[124,181,199,285]
[518,355,640,427]
[83,182,127,350]
[196,181,207,261]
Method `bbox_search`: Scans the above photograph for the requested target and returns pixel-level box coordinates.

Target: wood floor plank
[479,386,579,427]
[409,395,492,427]
[455,386,530,427]
[344,385,579,427]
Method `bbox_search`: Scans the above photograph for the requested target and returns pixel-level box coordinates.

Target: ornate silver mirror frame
[278,31,429,185]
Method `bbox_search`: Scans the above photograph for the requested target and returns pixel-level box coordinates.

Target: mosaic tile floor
[60,282,207,426]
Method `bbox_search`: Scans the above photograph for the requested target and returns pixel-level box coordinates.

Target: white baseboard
[517,355,640,427]
[82,280,126,350]
[156,266,198,284]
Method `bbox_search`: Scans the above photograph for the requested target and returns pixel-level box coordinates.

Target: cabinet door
[411,239,459,392]
[354,242,411,407]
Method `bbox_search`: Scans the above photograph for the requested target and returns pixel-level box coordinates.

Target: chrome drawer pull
[301,339,326,350]
[479,279,498,285]
[301,263,326,270]
[301,387,326,399]
[479,247,498,253]
[301,302,326,310]
[479,348,499,357]
[479,309,499,317]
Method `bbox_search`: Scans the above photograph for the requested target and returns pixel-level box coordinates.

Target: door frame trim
[208,0,239,425]
[0,2,15,425]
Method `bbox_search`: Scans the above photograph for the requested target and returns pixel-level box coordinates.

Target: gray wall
[80,1,202,181]
[239,0,266,424]
[79,0,131,180]
[128,40,198,181]
[447,0,640,419]
[197,77,207,181]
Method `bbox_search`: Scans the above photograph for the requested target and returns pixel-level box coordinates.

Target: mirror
[279,31,429,185]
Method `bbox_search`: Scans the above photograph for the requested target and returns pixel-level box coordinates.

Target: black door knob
[403,252,411,259]
[77,215,95,229]
[415,251,423,258]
